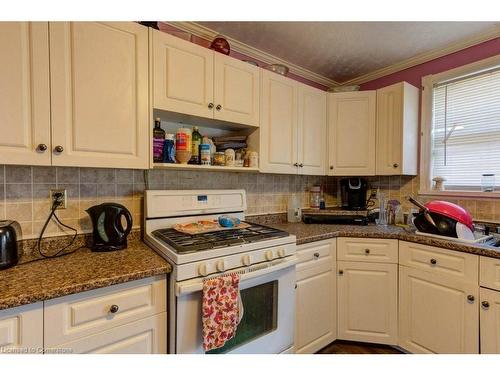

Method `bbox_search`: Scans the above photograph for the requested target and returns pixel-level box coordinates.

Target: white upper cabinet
[376,81,419,175]
[260,70,298,174]
[213,53,260,127]
[0,22,51,166]
[328,91,376,176]
[152,30,260,127]
[297,84,327,175]
[153,29,214,119]
[49,22,149,169]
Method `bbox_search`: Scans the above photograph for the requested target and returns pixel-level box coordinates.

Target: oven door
[174,258,296,354]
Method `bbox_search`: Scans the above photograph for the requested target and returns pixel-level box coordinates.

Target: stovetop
[152,222,290,254]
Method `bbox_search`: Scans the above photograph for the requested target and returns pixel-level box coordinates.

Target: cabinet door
[297,84,327,176]
[49,22,149,169]
[260,70,298,174]
[399,266,479,353]
[0,22,51,166]
[337,261,397,345]
[480,287,500,353]
[213,53,260,127]
[376,82,418,175]
[296,256,336,354]
[52,313,167,354]
[0,302,43,354]
[328,91,376,176]
[153,29,214,119]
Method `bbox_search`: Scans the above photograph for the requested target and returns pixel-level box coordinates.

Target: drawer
[480,256,500,291]
[49,312,167,354]
[44,275,166,347]
[296,239,335,270]
[337,237,398,264]
[399,241,478,283]
[0,302,43,353]
[297,256,334,281]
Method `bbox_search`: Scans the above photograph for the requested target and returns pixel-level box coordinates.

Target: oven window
[207,280,278,354]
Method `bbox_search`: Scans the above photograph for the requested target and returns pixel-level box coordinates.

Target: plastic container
[162,134,176,163]
[175,128,192,164]
[287,194,301,223]
[377,193,388,226]
[481,174,495,192]
[199,144,211,165]
[310,186,322,209]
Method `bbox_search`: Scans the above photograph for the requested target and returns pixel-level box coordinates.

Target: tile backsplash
[1,164,498,240]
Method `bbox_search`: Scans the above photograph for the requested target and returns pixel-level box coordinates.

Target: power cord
[19,193,83,266]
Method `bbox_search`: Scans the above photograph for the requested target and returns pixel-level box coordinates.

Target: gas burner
[152,223,290,254]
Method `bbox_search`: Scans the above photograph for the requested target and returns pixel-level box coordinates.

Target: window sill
[418,190,500,199]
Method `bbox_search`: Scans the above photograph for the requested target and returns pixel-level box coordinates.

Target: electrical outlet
[50,189,67,209]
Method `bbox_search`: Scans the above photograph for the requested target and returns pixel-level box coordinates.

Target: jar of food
[249,151,258,168]
[199,144,211,165]
[175,128,192,164]
[224,149,235,167]
[213,152,225,166]
[310,185,322,209]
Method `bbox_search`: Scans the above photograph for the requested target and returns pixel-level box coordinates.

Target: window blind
[431,66,500,190]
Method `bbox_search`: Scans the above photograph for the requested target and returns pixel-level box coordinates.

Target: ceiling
[198,22,500,84]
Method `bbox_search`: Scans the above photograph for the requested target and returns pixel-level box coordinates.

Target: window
[421,56,500,195]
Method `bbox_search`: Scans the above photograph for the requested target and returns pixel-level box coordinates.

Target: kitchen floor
[317,340,404,354]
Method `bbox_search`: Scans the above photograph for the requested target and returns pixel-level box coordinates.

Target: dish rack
[414,230,494,245]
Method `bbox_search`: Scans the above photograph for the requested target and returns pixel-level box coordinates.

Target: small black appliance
[340,178,368,210]
[0,220,20,270]
[86,203,133,252]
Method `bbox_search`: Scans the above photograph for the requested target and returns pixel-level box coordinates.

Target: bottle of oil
[190,126,202,164]
[152,117,165,162]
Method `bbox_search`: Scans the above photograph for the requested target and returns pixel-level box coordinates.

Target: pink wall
[157,22,329,91]
[360,37,500,90]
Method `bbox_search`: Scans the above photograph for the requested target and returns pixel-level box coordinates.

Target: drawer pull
[109,304,119,314]
[467,295,475,303]
[208,103,214,109]
[430,258,437,265]
[365,248,370,255]
[482,301,490,309]
[313,252,320,259]
[338,270,343,275]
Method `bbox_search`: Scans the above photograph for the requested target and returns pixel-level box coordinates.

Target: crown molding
[164,21,340,88]
[341,25,500,86]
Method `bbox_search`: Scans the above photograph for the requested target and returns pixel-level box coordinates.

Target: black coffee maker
[86,203,133,251]
[340,178,368,210]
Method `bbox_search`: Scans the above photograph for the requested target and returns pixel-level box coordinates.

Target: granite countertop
[0,237,172,311]
[247,213,500,259]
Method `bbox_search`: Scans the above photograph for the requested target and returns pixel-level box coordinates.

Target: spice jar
[213,152,225,166]
[249,151,258,168]
[224,149,235,167]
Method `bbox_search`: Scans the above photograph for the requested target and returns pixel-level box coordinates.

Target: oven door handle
[175,256,298,297]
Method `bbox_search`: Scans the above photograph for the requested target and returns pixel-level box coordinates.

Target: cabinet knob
[467,295,475,303]
[338,270,344,275]
[109,304,119,314]
[293,163,299,167]
[313,252,320,259]
[54,145,64,153]
[482,301,490,309]
[216,104,222,111]
[37,143,48,152]
[329,166,333,170]
[430,258,437,265]
[365,248,370,254]
[298,163,303,167]
[393,163,399,168]
[208,103,214,109]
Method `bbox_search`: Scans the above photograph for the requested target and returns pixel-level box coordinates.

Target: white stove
[144,189,297,354]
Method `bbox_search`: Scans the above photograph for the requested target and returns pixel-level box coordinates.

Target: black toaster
[0,220,20,270]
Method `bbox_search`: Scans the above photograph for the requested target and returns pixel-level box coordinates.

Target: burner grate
[152,222,289,254]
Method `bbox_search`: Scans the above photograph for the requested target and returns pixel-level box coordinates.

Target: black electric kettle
[86,203,133,252]
[0,221,20,270]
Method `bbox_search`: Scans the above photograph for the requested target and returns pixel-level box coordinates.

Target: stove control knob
[198,263,208,277]
[265,250,274,261]
[216,260,226,272]
[277,248,286,258]
[242,255,252,266]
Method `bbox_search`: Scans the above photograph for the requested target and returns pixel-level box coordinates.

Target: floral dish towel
[202,273,243,352]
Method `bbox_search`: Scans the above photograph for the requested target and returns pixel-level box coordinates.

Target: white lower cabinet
[399,265,479,353]
[0,302,43,354]
[52,313,167,354]
[480,287,500,353]
[295,240,336,354]
[337,261,398,345]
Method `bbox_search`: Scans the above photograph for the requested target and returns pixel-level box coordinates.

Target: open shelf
[153,163,259,173]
